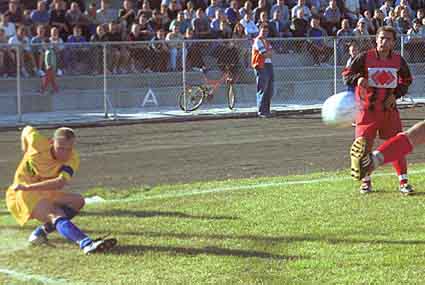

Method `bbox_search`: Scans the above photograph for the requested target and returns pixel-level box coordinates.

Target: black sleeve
[394,56,412,99]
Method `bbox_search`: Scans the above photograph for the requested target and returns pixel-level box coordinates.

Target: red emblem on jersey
[371,70,396,86]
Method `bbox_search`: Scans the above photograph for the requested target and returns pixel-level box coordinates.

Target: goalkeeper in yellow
[6,126,116,254]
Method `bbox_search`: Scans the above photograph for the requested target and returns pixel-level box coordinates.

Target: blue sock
[54,217,92,248]
[33,225,46,236]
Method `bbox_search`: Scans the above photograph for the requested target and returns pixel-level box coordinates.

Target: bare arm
[14,176,67,192]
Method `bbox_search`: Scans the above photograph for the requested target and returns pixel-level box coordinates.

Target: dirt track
[1,108,425,193]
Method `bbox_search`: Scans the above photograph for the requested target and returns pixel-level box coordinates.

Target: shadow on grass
[81,209,237,220]
[110,244,300,260]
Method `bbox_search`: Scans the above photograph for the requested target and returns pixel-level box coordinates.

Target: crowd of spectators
[0,0,425,77]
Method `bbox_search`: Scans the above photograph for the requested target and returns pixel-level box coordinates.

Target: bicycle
[177,65,238,112]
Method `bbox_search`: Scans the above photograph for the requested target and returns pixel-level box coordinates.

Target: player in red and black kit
[343,26,413,195]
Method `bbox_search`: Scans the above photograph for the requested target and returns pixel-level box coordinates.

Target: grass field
[2,165,425,284]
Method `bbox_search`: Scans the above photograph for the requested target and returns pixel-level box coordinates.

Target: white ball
[321,91,357,127]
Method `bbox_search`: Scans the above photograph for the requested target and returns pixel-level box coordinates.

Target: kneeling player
[5,126,116,254]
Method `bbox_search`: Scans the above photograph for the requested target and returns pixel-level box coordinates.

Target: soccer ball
[321,91,357,127]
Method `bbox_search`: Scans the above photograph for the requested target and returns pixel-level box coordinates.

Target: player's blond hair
[53,127,76,141]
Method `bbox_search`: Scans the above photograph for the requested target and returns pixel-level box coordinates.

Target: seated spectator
[6,0,22,24]
[83,2,99,38]
[183,1,196,20]
[231,22,250,67]
[239,11,258,38]
[90,24,108,74]
[306,16,331,65]
[206,0,220,20]
[415,8,425,23]
[169,11,190,33]
[323,0,341,35]
[0,11,16,39]
[165,23,183,70]
[360,10,374,34]
[253,0,268,23]
[225,0,240,28]
[128,23,152,72]
[137,0,153,19]
[119,0,137,34]
[291,8,308,37]
[0,27,10,77]
[336,18,354,64]
[370,8,385,35]
[396,0,414,20]
[167,0,181,21]
[159,3,171,28]
[256,11,268,29]
[210,8,225,36]
[150,29,169,72]
[405,19,425,62]
[8,25,37,77]
[66,25,87,74]
[238,0,252,20]
[412,0,425,11]
[344,0,360,26]
[49,0,69,41]
[30,0,50,26]
[105,21,130,74]
[270,0,290,31]
[269,9,293,53]
[148,8,166,32]
[192,8,210,38]
[96,0,117,25]
[384,9,398,30]
[353,18,369,36]
[380,0,394,18]
[396,7,412,34]
[31,24,48,76]
[65,2,86,31]
[291,0,311,21]
[138,13,155,39]
[49,26,65,76]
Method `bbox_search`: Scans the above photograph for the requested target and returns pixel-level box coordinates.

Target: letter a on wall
[142,88,159,107]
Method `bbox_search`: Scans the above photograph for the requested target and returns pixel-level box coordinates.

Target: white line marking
[89,168,425,205]
[0,268,70,284]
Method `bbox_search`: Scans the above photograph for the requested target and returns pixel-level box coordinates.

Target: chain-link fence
[1,34,425,125]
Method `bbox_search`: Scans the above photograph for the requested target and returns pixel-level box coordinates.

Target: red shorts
[355,109,402,147]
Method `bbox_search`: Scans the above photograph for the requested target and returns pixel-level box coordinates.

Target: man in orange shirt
[252,23,274,118]
[6,126,116,254]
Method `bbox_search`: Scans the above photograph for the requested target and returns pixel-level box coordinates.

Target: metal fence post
[333,37,337,95]
[182,40,187,111]
[103,43,108,118]
[400,34,404,57]
[16,45,22,122]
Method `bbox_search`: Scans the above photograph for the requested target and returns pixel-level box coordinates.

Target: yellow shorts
[6,186,67,226]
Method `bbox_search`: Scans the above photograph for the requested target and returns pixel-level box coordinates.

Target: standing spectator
[291,8,309,37]
[344,41,359,92]
[0,27,9,77]
[49,0,69,41]
[240,12,258,38]
[30,0,50,26]
[345,26,414,194]
[336,18,354,64]
[96,0,117,25]
[40,42,59,94]
[323,0,341,35]
[127,23,152,72]
[31,24,48,77]
[306,16,331,65]
[66,25,86,74]
[0,12,16,39]
[119,0,137,33]
[165,23,184,70]
[405,19,424,62]
[150,29,169,72]
[232,22,250,67]
[253,0,268,23]
[192,8,210,38]
[105,22,130,74]
[184,28,205,70]
[252,23,273,118]
[270,0,290,30]
[291,0,311,21]
[8,26,37,77]
[90,24,108,74]
[225,0,240,28]
[49,26,65,76]
[83,2,99,38]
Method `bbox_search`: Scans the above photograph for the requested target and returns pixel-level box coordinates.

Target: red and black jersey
[342,48,412,111]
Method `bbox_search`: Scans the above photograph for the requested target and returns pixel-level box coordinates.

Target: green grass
[2,165,425,284]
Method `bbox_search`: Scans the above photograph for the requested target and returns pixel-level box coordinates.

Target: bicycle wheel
[178,86,205,112]
[226,83,236,110]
